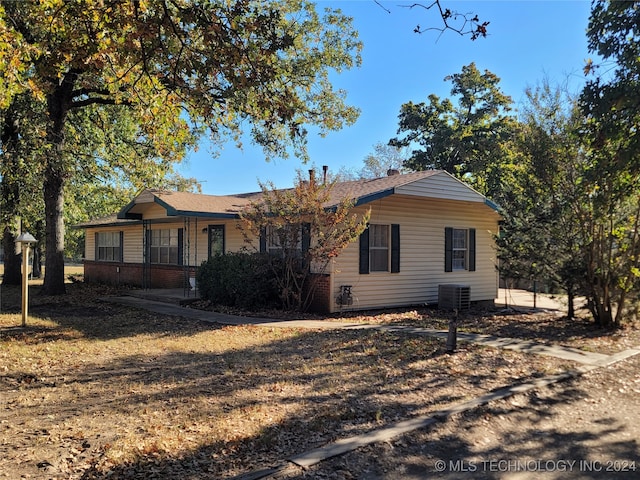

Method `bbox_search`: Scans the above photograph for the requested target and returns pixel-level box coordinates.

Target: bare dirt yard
[1,283,639,479]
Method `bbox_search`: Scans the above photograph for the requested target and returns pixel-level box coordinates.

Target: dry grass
[0,264,84,286]
[0,282,620,479]
[349,307,640,355]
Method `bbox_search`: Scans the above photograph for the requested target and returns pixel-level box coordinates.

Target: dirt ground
[277,355,640,479]
[1,284,639,479]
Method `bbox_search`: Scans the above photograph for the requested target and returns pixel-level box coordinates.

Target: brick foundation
[85,261,330,312]
[305,274,331,314]
[84,261,196,289]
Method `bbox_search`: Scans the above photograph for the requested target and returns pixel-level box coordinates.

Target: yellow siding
[85,231,95,261]
[182,219,250,266]
[141,203,171,220]
[86,219,257,265]
[396,171,486,203]
[85,183,499,314]
[330,195,500,313]
[123,227,144,263]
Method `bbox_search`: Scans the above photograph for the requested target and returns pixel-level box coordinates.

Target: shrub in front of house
[196,252,281,309]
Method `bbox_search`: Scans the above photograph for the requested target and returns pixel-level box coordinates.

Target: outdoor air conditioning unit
[438,284,471,310]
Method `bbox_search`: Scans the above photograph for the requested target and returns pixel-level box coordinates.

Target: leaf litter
[1,283,637,479]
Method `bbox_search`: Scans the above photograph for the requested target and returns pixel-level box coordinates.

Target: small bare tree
[240,171,370,311]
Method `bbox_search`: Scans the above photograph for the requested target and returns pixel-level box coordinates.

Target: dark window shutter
[468,228,476,272]
[177,228,184,265]
[259,227,267,253]
[444,227,453,272]
[95,232,99,261]
[301,223,311,253]
[359,227,370,274]
[119,231,124,262]
[391,224,400,273]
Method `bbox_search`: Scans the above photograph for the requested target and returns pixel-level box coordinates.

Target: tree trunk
[2,226,21,285]
[1,103,22,286]
[41,82,73,295]
[566,287,575,320]
[42,169,67,295]
[32,244,42,279]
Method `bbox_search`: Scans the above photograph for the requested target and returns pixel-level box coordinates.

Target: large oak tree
[0,0,361,294]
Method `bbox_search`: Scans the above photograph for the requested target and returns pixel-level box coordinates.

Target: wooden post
[21,242,29,327]
[16,232,36,328]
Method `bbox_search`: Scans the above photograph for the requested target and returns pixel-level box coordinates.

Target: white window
[360,224,400,274]
[452,228,468,270]
[150,228,179,264]
[96,231,121,262]
[370,224,389,272]
[265,224,303,257]
[445,227,476,272]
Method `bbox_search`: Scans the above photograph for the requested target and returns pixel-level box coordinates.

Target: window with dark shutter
[177,228,184,265]
[391,224,400,273]
[359,224,400,274]
[445,227,476,272]
[301,223,311,254]
[359,227,370,274]
[259,227,267,253]
[444,227,453,272]
[468,228,476,272]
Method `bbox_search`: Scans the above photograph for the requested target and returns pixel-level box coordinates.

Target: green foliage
[497,72,640,327]
[575,0,640,327]
[389,62,516,197]
[0,0,362,294]
[497,80,610,321]
[196,252,280,310]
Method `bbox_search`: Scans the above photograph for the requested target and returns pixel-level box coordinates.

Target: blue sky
[179,0,594,195]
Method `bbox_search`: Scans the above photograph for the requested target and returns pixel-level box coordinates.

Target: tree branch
[70,97,131,109]
[401,1,489,40]
[373,1,391,14]
[70,87,113,99]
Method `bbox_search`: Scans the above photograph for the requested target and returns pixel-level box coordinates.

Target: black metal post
[446,309,458,353]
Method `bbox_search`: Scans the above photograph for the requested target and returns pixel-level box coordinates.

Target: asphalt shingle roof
[146,170,442,215]
[80,170,464,227]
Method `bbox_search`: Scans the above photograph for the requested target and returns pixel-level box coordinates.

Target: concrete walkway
[125,287,573,312]
[103,294,607,366]
[102,293,640,480]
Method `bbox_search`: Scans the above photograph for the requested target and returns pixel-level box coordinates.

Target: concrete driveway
[496,288,581,313]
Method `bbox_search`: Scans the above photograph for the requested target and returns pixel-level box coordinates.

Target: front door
[208,225,225,258]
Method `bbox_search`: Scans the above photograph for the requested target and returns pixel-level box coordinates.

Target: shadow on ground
[2,283,637,479]
[295,358,640,480]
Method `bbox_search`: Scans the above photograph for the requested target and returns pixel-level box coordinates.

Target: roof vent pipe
[322,165,328,184]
